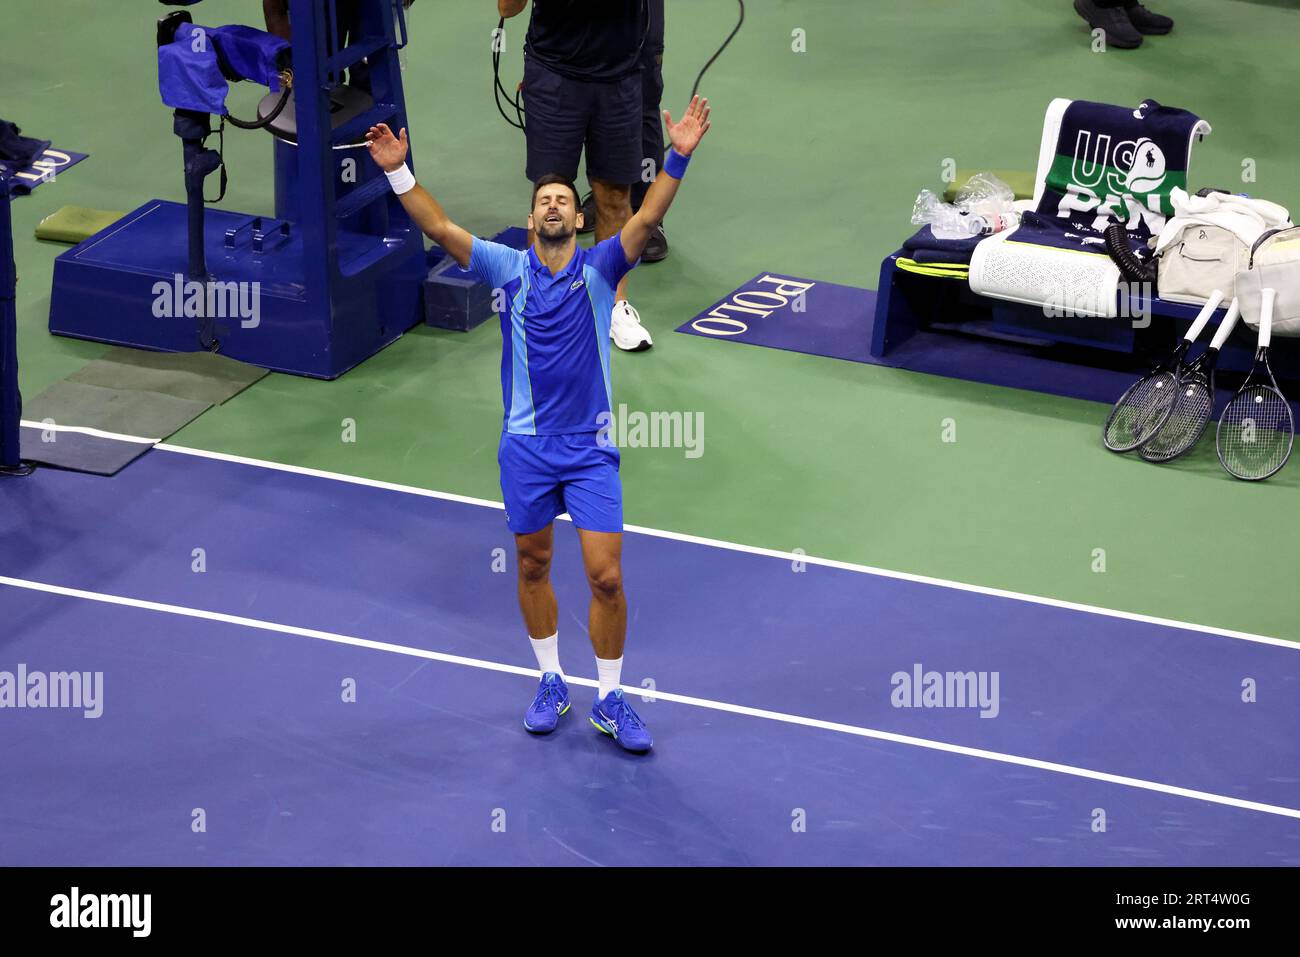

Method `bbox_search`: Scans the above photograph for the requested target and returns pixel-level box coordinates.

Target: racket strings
[1141,373,1213,462]
[1103,371,1179,451]
[1217,385,1294,479]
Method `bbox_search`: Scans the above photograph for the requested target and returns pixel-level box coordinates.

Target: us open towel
[970,98,1211,317]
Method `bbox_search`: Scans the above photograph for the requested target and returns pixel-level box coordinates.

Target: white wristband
[385,164,416,195]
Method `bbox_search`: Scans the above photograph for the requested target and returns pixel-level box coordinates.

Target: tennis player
[365,95,711,752]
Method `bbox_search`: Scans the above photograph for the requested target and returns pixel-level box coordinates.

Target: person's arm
[263,0,291,40]
[365,123,474,267]
[499,0,528,18]
[619,96,711,264]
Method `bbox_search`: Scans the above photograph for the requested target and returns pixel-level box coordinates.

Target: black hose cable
[493,17,526,131]
[1104,222,1158,286]
[688,0,743,102]
[660,0,744,152]
[226,83,292,131]
[492,1,745,138]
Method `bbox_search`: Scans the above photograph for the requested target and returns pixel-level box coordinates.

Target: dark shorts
[498,431,623,535]
[522,55,642,186]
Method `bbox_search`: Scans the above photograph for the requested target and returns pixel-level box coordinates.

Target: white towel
[1155,188,1292,256]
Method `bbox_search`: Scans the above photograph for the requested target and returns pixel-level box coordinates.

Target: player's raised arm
[619,96,712,265]
[365,123,474,268]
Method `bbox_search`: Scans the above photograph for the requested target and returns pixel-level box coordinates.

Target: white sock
[596,656,623,699]
[530,633,561,677]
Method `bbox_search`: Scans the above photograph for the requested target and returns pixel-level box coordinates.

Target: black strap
[204,118,228,204]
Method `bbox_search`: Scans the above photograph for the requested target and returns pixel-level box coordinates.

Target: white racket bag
[1235,226,1300,336]
[1154,189,1291,307]
[1157,223,1249,305]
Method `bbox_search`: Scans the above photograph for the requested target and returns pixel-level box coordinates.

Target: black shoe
[1126,3,1173,35]
[1073,0,1143,49]
[578,191,596,234]
[641,223,668,263]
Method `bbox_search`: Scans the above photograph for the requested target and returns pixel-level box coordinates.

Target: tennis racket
[1140,298,1241,464]
[1216,287,1295,480]
[1103,290,1224,452]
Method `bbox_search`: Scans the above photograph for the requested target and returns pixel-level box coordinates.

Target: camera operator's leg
[630,53,668,263]
[588,72,652,352]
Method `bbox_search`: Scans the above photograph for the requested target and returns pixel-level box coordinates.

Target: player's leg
[515,525,557,646]
[516,524,571,733]
[499,433,571,733]
[576,529,648,752]
[577,528,626,662]
[561,435,652,752]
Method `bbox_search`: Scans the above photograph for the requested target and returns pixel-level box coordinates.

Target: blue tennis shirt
[468,235,637,435]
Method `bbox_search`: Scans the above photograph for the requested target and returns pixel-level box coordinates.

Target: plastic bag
[911,173,1021,240]
[953,172,1015,211]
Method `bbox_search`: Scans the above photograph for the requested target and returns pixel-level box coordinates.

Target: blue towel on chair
[910,247,973,266]
[902,226,982,262]
[1014,98,1206,255]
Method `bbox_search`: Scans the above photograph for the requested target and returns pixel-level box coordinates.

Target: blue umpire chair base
[48,200,425,380]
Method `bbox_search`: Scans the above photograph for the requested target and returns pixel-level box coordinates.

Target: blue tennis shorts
[498,431,623,535]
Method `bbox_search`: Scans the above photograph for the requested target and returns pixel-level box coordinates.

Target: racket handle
[1185,290,1224,342]
[1209,298,1241,350]
[1260,288,1275,349]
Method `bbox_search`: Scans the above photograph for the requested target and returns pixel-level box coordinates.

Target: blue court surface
[2,446,1298,866]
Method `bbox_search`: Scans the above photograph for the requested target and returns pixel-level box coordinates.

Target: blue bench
[869,251,1299,382]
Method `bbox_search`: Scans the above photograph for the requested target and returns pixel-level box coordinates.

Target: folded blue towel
[902,226,982,261]
[909,247,972,266]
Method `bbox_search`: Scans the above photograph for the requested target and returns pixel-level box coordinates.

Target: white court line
[149,441,1300,650]
[3,572,1298,822]
[20,419,159,444]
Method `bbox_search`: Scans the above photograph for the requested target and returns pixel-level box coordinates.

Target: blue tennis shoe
[590,689,653,752]
[524,672,571,733]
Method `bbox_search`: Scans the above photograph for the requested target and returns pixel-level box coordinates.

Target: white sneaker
[610,300,653,352]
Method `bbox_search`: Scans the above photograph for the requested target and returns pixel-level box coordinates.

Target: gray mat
[67,348,268,406]
[19,348,268,475]
[21,381,211,475]
[19,424,154,476]
[24,380,211,440]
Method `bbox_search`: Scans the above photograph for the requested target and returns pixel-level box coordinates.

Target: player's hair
[531,173,581,209]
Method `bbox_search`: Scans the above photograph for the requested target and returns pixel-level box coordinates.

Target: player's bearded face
[532,191,578,242]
